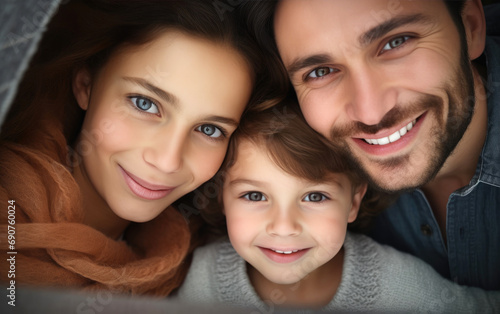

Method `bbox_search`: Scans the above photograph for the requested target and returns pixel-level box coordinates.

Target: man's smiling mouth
[363,119,416,145]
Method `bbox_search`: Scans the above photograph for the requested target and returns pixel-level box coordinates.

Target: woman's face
[73,31,253,222]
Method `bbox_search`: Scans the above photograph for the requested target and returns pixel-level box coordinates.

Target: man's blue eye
[130,96,159,114]
[308,67,334,79]
[303,192,327,202]
[381,35,411,52]
[197,124,223,138]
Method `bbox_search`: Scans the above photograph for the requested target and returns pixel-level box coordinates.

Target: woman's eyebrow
[122,76,179,109]
[203,115,239,128]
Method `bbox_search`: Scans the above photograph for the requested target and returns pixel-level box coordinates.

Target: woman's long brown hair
[1,0,288,148]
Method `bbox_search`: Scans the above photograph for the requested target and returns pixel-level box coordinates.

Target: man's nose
[344,65,397,126]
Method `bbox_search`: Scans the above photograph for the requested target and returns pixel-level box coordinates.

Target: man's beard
[330,48,476,194]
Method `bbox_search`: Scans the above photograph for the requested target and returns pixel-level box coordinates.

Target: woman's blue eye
[130,96,159,114]
[243,192,267,202]
[307,67,334,79]
[197,124,223,138]
[381,35,410,52]
[303,192,327,202]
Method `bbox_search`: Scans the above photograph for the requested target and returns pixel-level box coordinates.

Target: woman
[0,0,286,296]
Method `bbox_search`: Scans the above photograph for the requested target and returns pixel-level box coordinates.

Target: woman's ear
[72,68,92,110]
[348,183,367,223]
[462,0,486,60]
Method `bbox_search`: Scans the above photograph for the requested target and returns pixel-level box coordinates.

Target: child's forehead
[232,139,267,166]
[228,138,353,189]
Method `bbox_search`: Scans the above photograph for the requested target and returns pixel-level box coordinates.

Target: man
[266,0,499,290]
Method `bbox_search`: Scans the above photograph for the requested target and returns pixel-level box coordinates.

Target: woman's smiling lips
[119,166,174,200]
[259,246,310,264]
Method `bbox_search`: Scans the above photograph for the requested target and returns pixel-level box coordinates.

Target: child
[176,100,500,312]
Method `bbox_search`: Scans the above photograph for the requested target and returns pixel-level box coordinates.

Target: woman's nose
[143,129,187,173]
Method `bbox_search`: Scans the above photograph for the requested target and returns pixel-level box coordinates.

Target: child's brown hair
[198,98,393,239]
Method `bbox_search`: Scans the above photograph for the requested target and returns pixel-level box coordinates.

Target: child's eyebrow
[227,178,265,187]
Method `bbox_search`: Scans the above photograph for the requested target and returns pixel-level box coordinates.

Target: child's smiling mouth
[259,247,311,263]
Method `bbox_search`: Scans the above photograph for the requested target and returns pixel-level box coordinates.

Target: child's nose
[266,205,302,237]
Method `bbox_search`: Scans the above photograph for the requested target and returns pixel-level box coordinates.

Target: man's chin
[360,165,431,194]
[369,178,422,194]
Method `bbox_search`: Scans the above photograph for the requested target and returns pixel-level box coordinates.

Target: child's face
[73,30,252,223]
[223,140,365,285]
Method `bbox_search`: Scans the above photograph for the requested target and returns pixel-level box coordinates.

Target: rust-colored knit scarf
[0,122,191,296]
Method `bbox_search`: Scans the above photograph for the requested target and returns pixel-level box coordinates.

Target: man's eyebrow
[287,54,332,79]
[285,14,431,78]
[360,13,431,46]
[122,77,179,109]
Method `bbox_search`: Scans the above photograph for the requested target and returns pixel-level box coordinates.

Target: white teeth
[406,121,414,131]
[399,125,407,136]
[272,249,299,254]
[377,137,390,145]
[388,130,401,143]
[364,120,416,146]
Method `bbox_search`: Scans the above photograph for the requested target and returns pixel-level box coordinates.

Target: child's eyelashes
[128,95,160,115]
[238,191,330,203]
[241,192,267,202]
[303,192,329,203]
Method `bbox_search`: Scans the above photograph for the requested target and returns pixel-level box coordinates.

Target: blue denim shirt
[369,6,500,291]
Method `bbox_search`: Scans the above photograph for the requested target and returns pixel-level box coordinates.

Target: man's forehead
[274,0,445,35]
[274,0,447,63]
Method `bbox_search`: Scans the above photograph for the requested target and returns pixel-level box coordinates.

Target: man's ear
[462,0,486,60]
[72,68,92,110]
[348,183,367,223]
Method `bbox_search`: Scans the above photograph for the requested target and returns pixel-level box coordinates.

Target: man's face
[274,0,476,193]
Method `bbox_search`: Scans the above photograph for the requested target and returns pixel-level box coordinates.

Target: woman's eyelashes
[196,124,227,140]
[128,95,160,115]
[128,95,227,140]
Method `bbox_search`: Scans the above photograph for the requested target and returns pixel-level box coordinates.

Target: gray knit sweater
[176,232,500,313]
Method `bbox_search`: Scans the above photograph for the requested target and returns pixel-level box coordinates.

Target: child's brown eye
[243,192,267,201]
[304,192,327,202]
